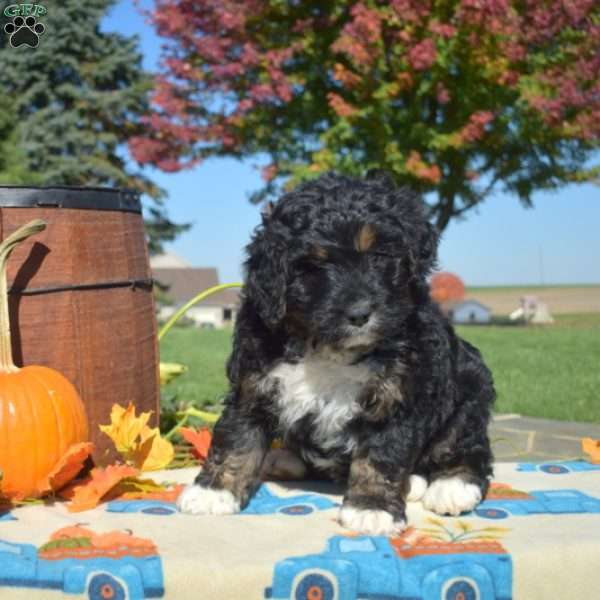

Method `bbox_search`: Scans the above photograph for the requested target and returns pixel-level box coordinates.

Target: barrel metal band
[8,278,154,296]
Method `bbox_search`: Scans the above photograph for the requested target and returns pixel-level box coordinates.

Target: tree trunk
[435,190,456,232]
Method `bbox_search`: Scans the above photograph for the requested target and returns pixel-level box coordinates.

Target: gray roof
[153,267,240,307]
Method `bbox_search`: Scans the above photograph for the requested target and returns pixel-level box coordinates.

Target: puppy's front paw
[338,505,406,536]
[406,474,428,502]
[422,476,482,516]
[177,484,240,515]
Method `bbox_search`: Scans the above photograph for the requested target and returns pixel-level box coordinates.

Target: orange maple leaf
[582,438,600,464]
[179,427,212,461]
[61,464,139,512]
[36,442,94,496]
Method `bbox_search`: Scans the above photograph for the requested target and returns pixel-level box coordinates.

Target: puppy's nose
[347,305,372,327]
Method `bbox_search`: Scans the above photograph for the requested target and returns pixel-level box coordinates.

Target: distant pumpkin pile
[0,221,90,500]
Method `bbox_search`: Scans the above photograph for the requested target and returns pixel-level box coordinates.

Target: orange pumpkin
[0,220,89,499]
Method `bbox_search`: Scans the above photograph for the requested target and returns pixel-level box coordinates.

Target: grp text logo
[3,3,47,48]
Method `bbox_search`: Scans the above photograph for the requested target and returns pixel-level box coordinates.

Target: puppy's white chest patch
[267,352,370,451]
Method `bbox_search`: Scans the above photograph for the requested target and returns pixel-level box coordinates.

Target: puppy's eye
[369,251,393,263]
[294,256,323,274]
[369,252,409,283]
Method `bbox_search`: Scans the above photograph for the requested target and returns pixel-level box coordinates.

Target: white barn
[443,300,492,324]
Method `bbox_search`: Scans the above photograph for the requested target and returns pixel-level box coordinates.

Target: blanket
[2,461,600,599]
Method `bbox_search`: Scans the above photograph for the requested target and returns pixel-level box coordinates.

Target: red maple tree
[132,0,599,230]
[430,272,466,304]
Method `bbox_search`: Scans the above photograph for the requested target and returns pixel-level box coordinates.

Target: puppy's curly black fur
[180,171,494,532]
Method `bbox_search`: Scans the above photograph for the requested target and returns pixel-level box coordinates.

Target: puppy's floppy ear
[417,221,439,275]
[243,229,288,329]
[406,221,439,279]
[260,201,274,223]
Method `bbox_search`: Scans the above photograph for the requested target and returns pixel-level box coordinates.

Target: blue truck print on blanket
[108,483,339,516]
[0,525,164,599]
[265,527,512,600]
[473,487,600,519]
[517,460,600,474]
[108,499,178,516]
[242,484,339,515]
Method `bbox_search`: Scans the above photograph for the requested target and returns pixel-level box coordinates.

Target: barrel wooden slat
[0,200,159,461]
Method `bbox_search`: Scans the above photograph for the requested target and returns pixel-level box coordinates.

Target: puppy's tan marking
[240,373,262,397]
[354,223,377,252]
[261,448,307,480]
[347,457,408,499]
[210,448,265,503]
[358,375,405,421]
[347,457,390,499]
[311,244,328,260]
[343,456,410,523]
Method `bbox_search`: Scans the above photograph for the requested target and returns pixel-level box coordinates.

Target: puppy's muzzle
[346,301,373,328]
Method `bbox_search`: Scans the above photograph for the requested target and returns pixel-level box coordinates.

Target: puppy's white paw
[406,474,428,502]
[176,484,240,515]
[422,476,482,516]
[338,505,406,536]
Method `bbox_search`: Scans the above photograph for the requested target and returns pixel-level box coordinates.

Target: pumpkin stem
[0,219,47,372]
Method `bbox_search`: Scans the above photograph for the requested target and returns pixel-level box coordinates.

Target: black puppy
[178,171,494,535]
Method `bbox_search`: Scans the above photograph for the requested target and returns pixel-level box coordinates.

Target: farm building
[510,295,555,324]
[151,253,240,328]
[442,299,492,324]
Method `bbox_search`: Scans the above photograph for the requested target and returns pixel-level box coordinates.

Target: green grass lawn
[160,327,232,407]
[457,313,600,423]
[466,284,600,293]
[160,313,600,424]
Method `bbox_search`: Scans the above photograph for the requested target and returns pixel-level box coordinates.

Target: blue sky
[104,1,600,286]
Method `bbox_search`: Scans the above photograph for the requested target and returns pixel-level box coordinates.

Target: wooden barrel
[0,186,159,460]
